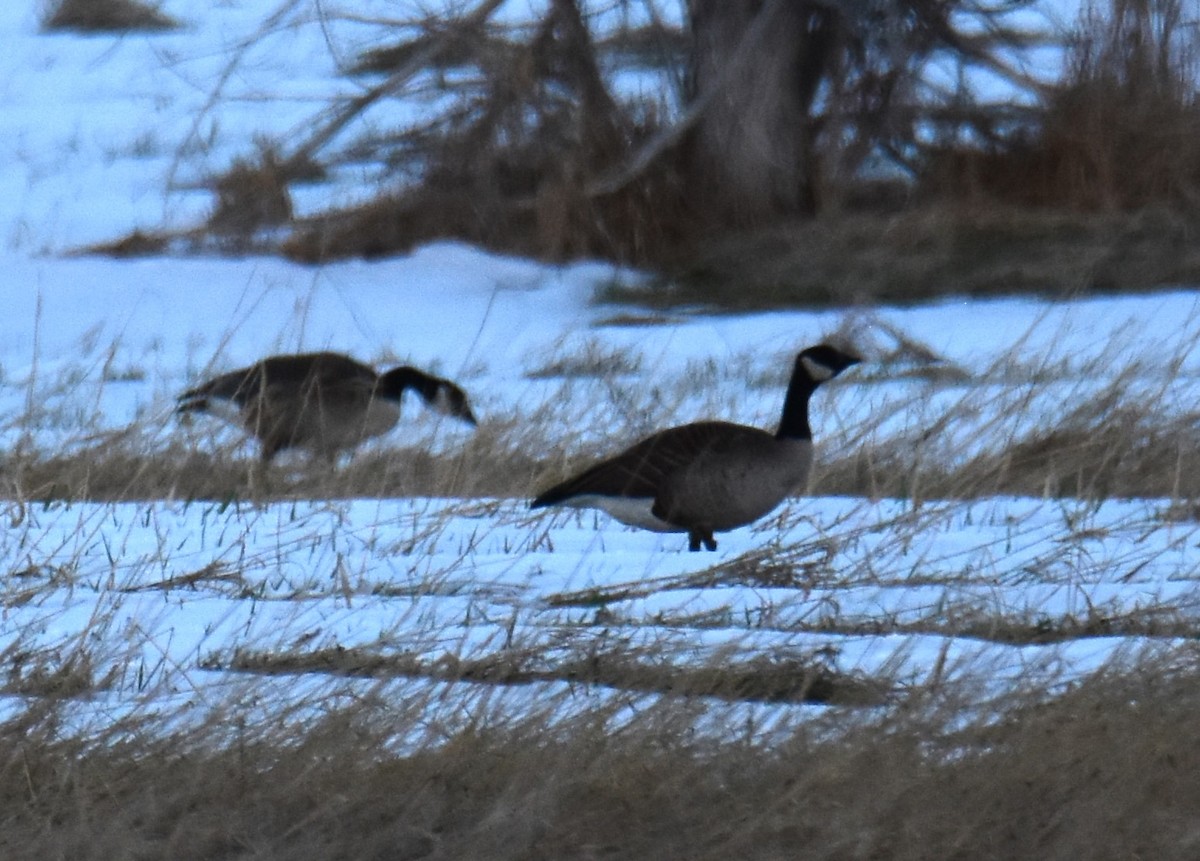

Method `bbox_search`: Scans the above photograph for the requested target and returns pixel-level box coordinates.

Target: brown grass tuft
[922,0,1200,212]
[42,0,180,32]
[816,332,1200,503]
[3,415,546,503]
[207,146,297,243]
[601,206,1200,311]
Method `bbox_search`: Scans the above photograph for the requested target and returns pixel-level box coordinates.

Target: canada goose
[177,351,477,462]
[530,344,860,551]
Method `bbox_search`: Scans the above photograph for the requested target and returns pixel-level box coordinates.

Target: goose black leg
[688,529,718,552]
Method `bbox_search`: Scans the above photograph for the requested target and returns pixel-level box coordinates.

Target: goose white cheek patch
[430,385,464,415]
[800,355,834,382]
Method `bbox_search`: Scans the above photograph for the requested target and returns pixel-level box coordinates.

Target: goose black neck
[378,367,438,402]
[775,360,819,440]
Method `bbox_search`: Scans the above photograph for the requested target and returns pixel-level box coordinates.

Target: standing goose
[177,351,477,463]
[530,344,860,551]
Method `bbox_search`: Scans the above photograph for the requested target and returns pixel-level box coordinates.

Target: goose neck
[775,367,817,440]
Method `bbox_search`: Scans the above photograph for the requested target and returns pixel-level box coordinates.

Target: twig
[283,0,508,170]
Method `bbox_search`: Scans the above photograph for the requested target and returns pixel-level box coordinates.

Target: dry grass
[599,206,1200,311]
[215,642,887,707]
[3,657,1200,859]
[207,148,296,243]
[817,396,1200,503]
[922,0,1200,213]
[1,423,546,503]
[42,0,179,32]
[4,310,1199,506]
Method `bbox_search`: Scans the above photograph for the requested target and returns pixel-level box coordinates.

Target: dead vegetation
[815,328,1200,504]
[816,398,1200,503]
[78,0,1200,312]
[922,0,1200,212]
[4,317,1199,506]
[1,343,1196,855]
[1,423,547,503]
[600,206,1200,310]
[207,149,296,242]
[42,0,180,32]
[3,656,1200,860]
[278,0,687,266]
[214,642,887,707]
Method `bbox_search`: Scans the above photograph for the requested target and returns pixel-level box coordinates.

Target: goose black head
[378,366,477,426]
[797,344,861,383]
[428,378,478,426]
[774,344,861,440]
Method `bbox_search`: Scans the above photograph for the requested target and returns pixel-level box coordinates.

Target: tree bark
[684,0,834,225]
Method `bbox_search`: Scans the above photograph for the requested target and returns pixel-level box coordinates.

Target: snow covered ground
[2,1,1200,737]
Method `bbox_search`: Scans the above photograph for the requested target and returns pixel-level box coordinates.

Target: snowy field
[2,1,1200,737]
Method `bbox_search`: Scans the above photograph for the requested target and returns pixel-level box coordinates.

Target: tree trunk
[684,0,834,226]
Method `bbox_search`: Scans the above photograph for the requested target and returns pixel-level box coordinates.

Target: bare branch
[282,0,508,171]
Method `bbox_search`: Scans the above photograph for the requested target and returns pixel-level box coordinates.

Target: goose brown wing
[177,365,261,407]
[276,353,376,387]
[532,421,756,506]
[179,353,376,407]
[280,354,379,406]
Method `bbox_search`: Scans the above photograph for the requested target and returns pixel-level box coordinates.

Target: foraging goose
[530,344,860,551]
[177,351,476,462]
